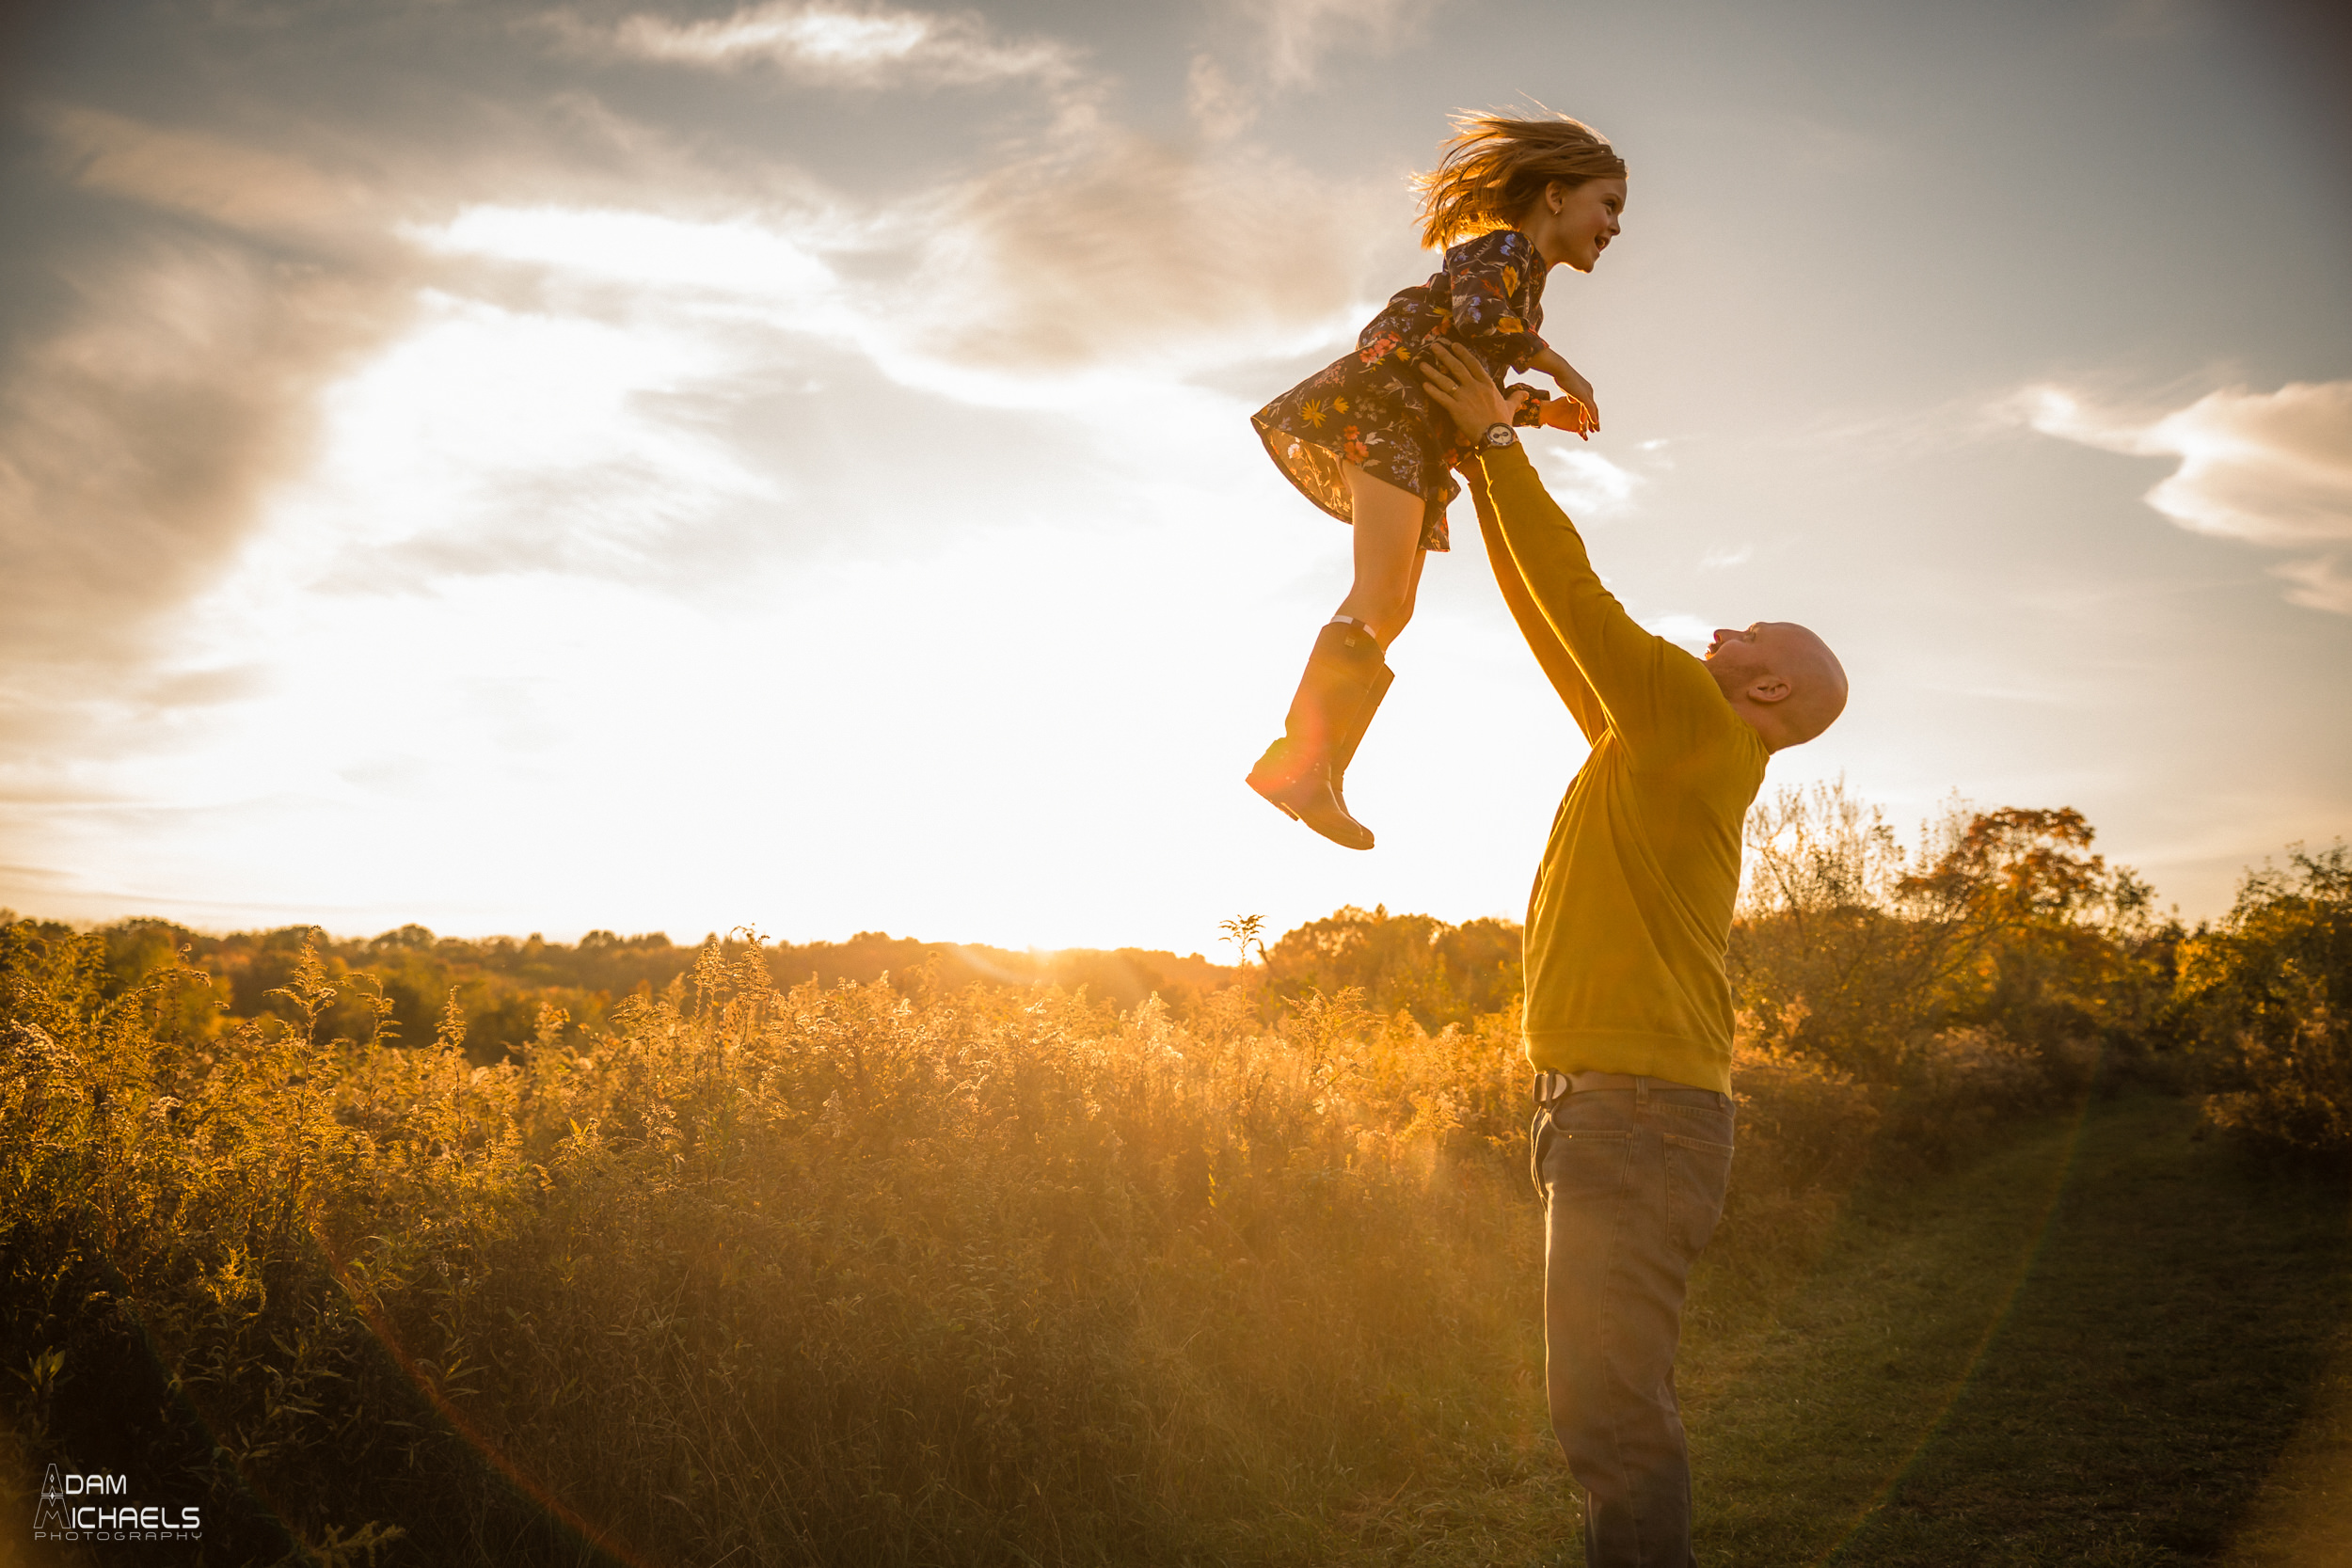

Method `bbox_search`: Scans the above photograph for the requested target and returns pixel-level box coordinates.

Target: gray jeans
[1532,1078,1736,1568]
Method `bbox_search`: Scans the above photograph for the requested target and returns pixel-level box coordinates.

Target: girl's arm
[1441,230,1549,373]
[1448,233,1599,430]
[1530,346,1598,433]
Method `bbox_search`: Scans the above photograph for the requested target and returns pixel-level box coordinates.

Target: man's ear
[1745,674,1792,706]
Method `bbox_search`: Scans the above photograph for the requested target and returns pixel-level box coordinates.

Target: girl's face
[1538,178,1627,273]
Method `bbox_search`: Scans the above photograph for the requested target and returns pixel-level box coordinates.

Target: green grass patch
[1685,1091,2352,1567]
[1346,1093,2352,1567]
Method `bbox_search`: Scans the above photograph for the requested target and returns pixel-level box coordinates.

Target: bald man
[1420,340,1846,1568]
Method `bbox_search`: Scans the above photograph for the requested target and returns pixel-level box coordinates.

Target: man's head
[1703,623,1848,752]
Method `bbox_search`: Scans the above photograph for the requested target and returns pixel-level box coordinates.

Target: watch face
[1484,424,1516,447]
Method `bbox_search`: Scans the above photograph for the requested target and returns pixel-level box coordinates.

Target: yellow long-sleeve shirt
[1469,444,1768,1096]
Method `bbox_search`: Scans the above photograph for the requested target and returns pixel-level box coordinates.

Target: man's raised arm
[1422,341,1670,742]
[1464,463,1607,744]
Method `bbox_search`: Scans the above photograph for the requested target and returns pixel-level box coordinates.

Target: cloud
[2016,379,2352,611]
[580,2,1079,87]
[279,286,782,592]
[0,232,415,666]
[455,35,1385,387]
[1186,54,1255,141]
[39,105,373,243]
[0,89,856,691]
[922,139,1378,373]
[415,204,835,303]
[412,144,1378,400]
[1250,0,1424,87]
[1641,612,1713,654]
[0,0,1384,747]
[0,98,435,708]
[2271,555,2352,615]
[1537,446,1645,520]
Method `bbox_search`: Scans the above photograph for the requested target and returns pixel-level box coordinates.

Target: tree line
[1,920,1232,1066]
[3,784,2344,1153]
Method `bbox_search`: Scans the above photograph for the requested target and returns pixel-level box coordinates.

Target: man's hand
[1420,340,1518,443]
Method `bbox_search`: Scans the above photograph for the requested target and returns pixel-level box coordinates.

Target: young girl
[1247,113,1628,849]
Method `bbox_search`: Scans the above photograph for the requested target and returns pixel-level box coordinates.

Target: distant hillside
[15,918,1242,1063]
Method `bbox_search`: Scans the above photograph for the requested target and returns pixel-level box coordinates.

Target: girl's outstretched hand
[1420,340,1517,441]
[1532,348,1600,431]
[1538,394,1597,438]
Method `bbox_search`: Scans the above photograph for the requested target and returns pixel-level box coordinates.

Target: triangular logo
[33,1465,67,1531]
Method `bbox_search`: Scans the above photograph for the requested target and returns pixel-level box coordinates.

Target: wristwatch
[1477,422,1518,451]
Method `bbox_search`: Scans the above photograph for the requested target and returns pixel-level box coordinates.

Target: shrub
[1731,782,2163,1085]
[2202,1002,2351,1154]
[2182,843,2352,1155]
[1726,1006,1882,1196]
[1258,906,1522,1030]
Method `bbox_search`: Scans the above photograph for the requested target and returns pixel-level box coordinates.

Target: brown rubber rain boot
[1329,657,1394,792]
[1246,619,1393,850]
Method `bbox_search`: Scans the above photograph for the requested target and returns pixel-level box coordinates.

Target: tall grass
[3,927,1549,1565]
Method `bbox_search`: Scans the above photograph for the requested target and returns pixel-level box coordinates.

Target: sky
[0,0,2346,954]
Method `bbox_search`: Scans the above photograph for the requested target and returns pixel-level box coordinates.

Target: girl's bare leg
[1336,465,1429,646]
[1245,464,1425,849]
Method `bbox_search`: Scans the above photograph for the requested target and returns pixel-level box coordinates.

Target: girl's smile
[1539,177,1626,273]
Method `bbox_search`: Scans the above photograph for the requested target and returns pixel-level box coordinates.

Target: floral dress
[1253,228,1554,552]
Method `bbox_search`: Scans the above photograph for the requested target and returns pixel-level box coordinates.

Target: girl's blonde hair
[1411,111,1627,249]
